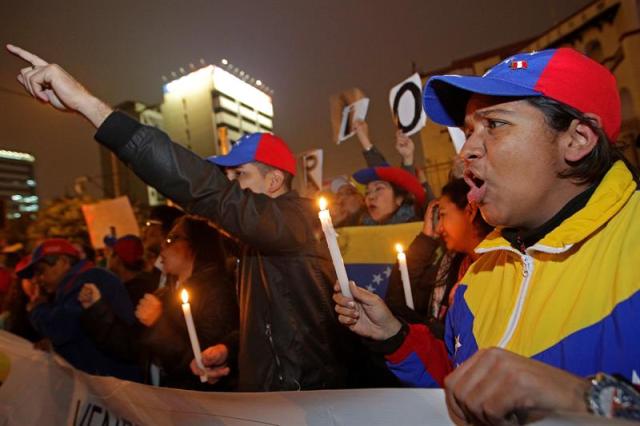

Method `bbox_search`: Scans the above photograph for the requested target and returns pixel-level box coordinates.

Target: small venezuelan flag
[338,222,422,297]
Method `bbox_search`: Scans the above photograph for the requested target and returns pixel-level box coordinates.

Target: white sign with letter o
[389,73,427,136]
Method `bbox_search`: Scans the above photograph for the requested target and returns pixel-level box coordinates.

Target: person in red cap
[17,238,141,381]
[105,234,158,307]
[1,254,41,342]
[352,165,426,225]
[7,45,376,392]
[334,48,640,422]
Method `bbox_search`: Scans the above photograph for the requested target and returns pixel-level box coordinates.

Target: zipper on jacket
[496,253,534,348]
[265,323,284,383]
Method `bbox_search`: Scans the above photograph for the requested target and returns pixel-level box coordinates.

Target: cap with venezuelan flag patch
[423,48,621,142]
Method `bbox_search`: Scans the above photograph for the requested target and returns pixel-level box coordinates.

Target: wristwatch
[586,372,640,420]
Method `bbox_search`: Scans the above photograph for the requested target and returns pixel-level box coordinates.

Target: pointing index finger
[6,44,49,66]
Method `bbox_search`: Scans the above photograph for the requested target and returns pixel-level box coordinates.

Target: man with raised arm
[7,44,358,391]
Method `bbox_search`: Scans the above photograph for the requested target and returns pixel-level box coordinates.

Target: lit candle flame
[181,289,189,304]
[395,243,404,254]
[318,197,328,211]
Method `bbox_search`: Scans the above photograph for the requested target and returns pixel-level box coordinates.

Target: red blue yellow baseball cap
[353,166,426,207]
[207,133,297,175]
[423,48,621,142]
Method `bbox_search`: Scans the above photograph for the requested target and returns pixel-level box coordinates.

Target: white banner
[0,332,623,425]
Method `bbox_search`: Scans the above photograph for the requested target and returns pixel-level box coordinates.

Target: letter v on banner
[389,73,427,136]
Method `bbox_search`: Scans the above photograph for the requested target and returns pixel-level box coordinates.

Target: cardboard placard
[300,149,324,197]
[447,127,467,154]
[337,98,370,144]
[330,88,367,144]
[81,196,140,249]
[389,73,427,136]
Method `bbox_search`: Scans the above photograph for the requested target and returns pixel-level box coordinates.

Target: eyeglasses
[165,234,188,246]
[145,220,163,227]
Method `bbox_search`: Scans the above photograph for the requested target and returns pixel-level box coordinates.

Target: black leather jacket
[95,112,350,391]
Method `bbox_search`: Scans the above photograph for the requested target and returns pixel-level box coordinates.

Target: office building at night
[0,149,38,222]
[161,63,274,157]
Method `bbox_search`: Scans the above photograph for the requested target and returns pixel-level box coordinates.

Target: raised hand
[333,280,401,341]
[6,44,113,127]
[135,293,163,327]
[78,283,102,309]
[423,199,440,238]
[395,130,415,166]
[353,119,373,150]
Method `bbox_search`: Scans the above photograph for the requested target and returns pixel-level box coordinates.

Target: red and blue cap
[207,133,297,175]
[18,238,81,279]
[353,166,426,207]
[423,48,621,142]
[107,234,144,267]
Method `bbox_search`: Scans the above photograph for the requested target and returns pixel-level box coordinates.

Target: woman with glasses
[79,215,239,390]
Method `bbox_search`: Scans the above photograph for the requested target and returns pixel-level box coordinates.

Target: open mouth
[464,170,487,204]
[464,169,484,187]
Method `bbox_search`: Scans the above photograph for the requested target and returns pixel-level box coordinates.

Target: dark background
[0,0,590,200]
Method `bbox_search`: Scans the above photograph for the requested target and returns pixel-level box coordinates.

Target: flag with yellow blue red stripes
[338,222,423,297]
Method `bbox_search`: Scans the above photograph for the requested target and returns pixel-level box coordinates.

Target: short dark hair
[116,254,145,273]
[149,205,185,235]
[253,162,294,191]
[174,216,227,273]
[525,96,632,185]
[441,178,493,238]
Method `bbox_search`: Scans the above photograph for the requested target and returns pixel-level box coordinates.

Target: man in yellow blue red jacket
[334,48,640,423]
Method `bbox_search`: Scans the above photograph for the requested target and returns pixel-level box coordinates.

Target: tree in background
[26,196,95,250]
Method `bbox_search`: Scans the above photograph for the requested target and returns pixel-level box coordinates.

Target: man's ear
[562,115,600,162]
[267,169,285,194]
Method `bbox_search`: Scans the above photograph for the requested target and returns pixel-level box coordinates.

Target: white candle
[318,197,352,298]
[181,289,207,383]
[395,243,414,309]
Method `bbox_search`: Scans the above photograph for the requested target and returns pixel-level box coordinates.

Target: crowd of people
[2,43,639,424]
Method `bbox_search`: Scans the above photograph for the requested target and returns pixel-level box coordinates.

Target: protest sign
[0,331,451,425]
[330,88,367,144]
[0,331,620,425]
[81,196,140,249]
[447,126,467,153]
[337,98,370,144]
[297,148,324,197]
[389,73,427,136]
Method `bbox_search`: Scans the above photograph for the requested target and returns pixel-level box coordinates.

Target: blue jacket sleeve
[29,289,84,346]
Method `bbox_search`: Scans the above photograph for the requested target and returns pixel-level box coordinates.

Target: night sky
[0,0,590,200]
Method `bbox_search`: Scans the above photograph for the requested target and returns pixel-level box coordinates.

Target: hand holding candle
[318,197,352,299]
[395,243,414,309]
[181,289,207,383]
